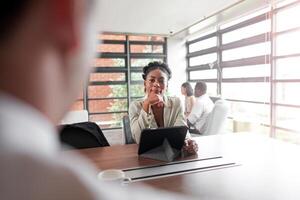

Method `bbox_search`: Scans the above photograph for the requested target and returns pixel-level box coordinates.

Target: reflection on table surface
[65,133,300,199]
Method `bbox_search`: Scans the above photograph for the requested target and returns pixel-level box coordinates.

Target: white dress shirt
[187,94,214,133]
[0,93,195,200]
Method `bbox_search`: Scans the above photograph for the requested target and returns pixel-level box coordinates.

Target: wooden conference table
[69,133,300,199]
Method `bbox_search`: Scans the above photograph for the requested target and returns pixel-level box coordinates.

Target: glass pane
[223,64,270,78]
[88,99,127,113]
[90,73,125,82]
[189,37,217,53]
[189,69,217,80]
[109,85,128,97]
[189,53,217,66]
[222,20,270,44]
[97,44,125,53]
[222,82,269,102]
[130,84,145,97]
[276,0,298,8]
[276,106,300,132]
[130,45,163,53]
[187,28,217,41]
[98,34,126,40]
[276,82,300,105]
[276,30,300,56]
[220,7,269,29]
[70,101,83,111]
[90,113,126,129]
[222,42,270,61]
[129,35,164,41]
[229,101,270,133]
[275,128,300,144]
[276,3,300,32]
[206,83,218,97]
[276,57,300,79]
[88,85,127,98]
[131,72,143,81]
[131,58,163,67]
[93,58,125,67]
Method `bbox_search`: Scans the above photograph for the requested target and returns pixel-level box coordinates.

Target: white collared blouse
[129,95,188,143]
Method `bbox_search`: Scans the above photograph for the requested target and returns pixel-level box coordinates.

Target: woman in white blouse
[129,62,198,154]
[181,82,195,119]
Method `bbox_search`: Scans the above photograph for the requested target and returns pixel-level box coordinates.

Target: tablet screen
[138,126,188,155]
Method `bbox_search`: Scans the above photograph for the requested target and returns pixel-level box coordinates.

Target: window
[189,37,217,53]
[186,0,300,143]
[189,69,217,80]
[276,57,300,79]
[222,42,270,61]
[130,45,163,53]
[222,82,269,102]
[187,6,271,137]
[276,106,300,132]
[189,53,217,66]
[276,3,300,32]
[93,58,125,67]
[85,34,167,130]
[131,58,164,67]
[276,30,300,56]
[222,64,270,78]
[274,1,300,142]
[222,20,270,44]
[97,44,125,53]
[276,83,300,105]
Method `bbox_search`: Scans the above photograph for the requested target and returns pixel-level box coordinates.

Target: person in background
[187,81,214,134]
[181,82,195,119]
[129,62,198,154]
[0,1,196,199]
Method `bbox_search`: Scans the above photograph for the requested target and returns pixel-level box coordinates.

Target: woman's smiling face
[144,68,168,95]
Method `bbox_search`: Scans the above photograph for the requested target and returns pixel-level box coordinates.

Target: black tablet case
[138,126,188,162]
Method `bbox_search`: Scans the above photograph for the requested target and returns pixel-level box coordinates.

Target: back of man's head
[0,0,97,124]
[194,81,207,97]
[0,1,30,41]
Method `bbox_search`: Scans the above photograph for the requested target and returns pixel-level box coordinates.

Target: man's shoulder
[0,150,96,199]
[197,95,212,103]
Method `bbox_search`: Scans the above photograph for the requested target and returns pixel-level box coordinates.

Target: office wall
[167,37,187,99]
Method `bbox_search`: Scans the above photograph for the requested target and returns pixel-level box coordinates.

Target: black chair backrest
[59,122,110,149]
[122,115,135,144]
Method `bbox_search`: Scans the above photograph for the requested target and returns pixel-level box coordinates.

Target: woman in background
[129,61,198,154]
[181,82,195,118]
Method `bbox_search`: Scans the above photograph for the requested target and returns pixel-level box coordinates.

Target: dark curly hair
[0,0,31,41]
[142,61,172,80]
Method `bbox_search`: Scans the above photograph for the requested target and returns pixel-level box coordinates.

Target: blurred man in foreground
[0,1,195,199]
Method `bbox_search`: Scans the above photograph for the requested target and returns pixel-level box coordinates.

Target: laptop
[138,126,188,162]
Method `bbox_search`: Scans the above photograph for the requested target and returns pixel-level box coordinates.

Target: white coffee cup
[97,169,130,183]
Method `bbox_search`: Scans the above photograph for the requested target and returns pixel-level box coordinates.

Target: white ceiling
[95,0,242,36]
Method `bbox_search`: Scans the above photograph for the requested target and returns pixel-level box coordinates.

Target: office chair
[59,122,110,149]
[203,99,229,135]
[122,115,135,144]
